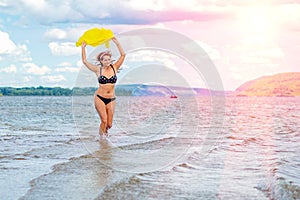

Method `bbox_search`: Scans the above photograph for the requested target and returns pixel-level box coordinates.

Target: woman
[81,37,126,136]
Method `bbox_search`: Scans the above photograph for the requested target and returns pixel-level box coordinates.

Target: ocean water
[0,96,300,200]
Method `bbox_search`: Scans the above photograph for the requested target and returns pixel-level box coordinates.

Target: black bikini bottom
[96,94,116,105]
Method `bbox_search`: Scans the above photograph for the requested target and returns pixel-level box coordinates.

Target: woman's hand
[111,36,125,70]
[81,41,87,48]
[111,37,118,44]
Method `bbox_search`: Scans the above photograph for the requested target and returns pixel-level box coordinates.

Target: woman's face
[101,55,111,67]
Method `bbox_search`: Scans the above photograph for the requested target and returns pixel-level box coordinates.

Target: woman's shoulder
[110,64,117,71]
[94,66,101,76]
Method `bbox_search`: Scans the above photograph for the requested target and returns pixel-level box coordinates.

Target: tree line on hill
[0,86,132,96]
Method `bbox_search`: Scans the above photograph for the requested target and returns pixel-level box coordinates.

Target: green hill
[235,72,300,97]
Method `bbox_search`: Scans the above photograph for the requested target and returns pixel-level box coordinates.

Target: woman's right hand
[81,41,86,48]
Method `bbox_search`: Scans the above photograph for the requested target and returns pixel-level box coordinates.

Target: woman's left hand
[111,37,118,43]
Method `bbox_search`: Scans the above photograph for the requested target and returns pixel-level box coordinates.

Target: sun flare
[237,6,277,45]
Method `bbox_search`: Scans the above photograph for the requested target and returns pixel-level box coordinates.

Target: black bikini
[96,94,116,105]
[96,64,117,105]
[98,64,117,84]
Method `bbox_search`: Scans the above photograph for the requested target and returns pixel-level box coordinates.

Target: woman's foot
[99,129,106,137]
[99,129,108,137]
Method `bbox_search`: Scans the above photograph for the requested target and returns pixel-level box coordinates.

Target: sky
[0,0,300,90]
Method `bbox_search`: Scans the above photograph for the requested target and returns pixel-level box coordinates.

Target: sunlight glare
[237,6,276,46]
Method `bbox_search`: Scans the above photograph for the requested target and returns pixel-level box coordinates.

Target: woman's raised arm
[81,41,99,73]
[111,37,126,70]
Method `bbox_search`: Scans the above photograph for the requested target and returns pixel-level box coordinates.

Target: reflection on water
[0,96,300,200]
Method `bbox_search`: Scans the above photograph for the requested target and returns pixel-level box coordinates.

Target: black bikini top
[98,64,117,84]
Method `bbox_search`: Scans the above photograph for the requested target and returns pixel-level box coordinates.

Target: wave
[255,177,300,199]
[19,133,193,199]
[115,136,176,151]
[20,147,135,200]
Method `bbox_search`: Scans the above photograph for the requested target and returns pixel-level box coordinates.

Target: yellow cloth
[76,28,114,48]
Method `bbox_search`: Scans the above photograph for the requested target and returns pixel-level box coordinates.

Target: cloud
[0,0,233,25]
[18,0,82,24]
[43,27,86,46]
[76,59,84,68]
[0,1,7,6]
[48,42,80,56]
[277,3,300,31]
[57,62,72,67]
[1,0,299,90]
[41,75,66,83]
[55,67,80,73]
[44,28,67,40]
[44,26,102,44]
[196,41,221,60]
[125,50,177,69]
[239,46,284,65]
[2,0,299,28]
[22,63,51,75]
[0,31,16,53]
[11,44,32,62]
[0,31,32,62]
[224,43,286,89]
[128,0,166,11]
[55,62,80,72]
[256,47,285,58]
[124,42,219,72]
[23,76,32,83]
[0,64,17,73]
[0,0,299,29]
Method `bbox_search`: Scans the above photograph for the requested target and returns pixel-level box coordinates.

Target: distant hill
[235,72,300,97]
[115,84,226,97]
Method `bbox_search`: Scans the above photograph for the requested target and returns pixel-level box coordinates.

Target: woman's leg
[106,100,116,131]
[94,95,108,136]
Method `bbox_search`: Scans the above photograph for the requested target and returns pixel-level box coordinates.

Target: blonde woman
[81,37,126,136]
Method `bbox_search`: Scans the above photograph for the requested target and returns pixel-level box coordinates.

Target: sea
[0,95,300,200]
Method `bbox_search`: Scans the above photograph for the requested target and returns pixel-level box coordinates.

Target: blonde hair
[97,51,112,62]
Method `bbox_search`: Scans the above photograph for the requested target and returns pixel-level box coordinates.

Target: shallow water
[0,96,300,199]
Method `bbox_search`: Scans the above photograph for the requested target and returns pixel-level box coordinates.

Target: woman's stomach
[95,84,115,98]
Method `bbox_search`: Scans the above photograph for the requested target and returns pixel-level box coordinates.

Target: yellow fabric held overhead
[76,28,114,48]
